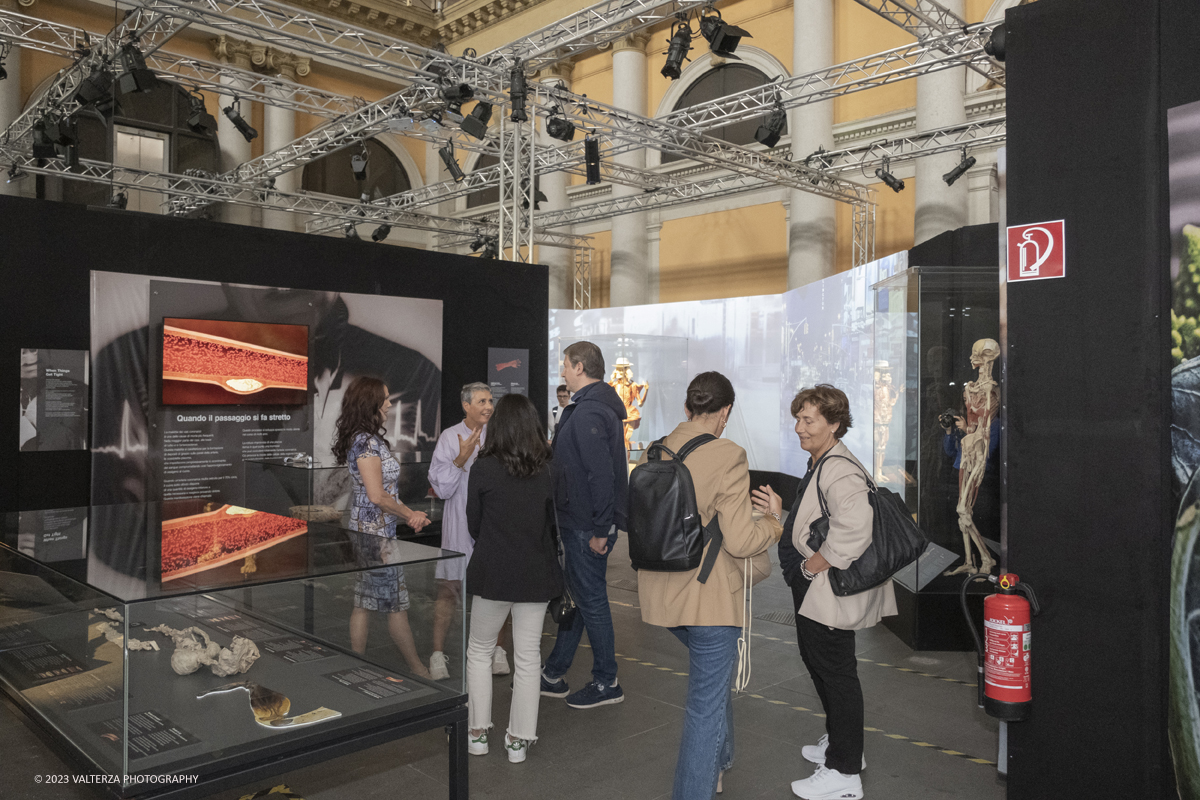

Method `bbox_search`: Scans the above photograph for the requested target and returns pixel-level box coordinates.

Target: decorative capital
[210,35,256,69]
[613,32,651,54]
[536,57,574,89]
[265,49,311,80]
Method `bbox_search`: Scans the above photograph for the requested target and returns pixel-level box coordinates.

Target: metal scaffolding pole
[573,247,592,310]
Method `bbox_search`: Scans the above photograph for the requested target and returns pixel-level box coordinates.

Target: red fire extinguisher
[962,572,1041,722]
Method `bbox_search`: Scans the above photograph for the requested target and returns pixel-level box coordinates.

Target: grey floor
[5,538,1006,800]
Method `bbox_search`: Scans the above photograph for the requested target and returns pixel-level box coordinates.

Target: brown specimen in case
[163,325,308,396]
[161,505,308,581]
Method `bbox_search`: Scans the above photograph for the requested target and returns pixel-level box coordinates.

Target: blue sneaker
[540,673,569,698]
[565,678,624,709]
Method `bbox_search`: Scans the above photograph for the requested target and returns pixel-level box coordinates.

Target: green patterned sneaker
[504,732,530,763]
[467,729,488,756]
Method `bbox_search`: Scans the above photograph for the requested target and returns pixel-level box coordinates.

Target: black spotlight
[439,145,466,182]
[344,223,360,240]
[943,149,977,186]
[116,41,159,94]
[546,111,576,142]
[460,101,492,140]
[875,158,905,193]
[6,164,26,183]
[699,10,751,59]
[371,224,391,242]
[754,103,786,148]
[0,63,6,82]
[804,145,831,184]
[73,64,114,113]
[520,179,548,211]
[584,136,601,185]
[108,191,128,210]
[0,43,8,81]
[509,63,528,122]
[186,93,218,135]
[441,81,474,105]
[661,22,692,80]
[223,98,258,142]
[30,120,57,160]
[984,23,1006,62]
[351,149,368,181]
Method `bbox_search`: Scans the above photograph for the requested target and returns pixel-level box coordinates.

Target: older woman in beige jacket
[638,371,783,800]
[783,385,896,800]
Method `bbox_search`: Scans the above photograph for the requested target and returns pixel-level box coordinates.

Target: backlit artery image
[161,505,308,582]
[162,319,308,405]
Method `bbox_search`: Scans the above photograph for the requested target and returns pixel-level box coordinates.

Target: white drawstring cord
[734,557,753,692]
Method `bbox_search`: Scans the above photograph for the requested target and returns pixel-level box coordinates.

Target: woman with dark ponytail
[637,371,784,798]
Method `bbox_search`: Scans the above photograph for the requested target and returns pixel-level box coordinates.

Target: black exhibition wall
[0,194,548,512]
[1004,1,1173,798]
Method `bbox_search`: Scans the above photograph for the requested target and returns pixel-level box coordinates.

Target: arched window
[38,80,220,210]
[662,64,784,164]
[466,154,499,208]
[302,139,412,201]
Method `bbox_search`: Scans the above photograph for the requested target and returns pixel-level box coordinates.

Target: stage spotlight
[0,43,8,81]
[984,23,1006,62]
[754,102,786,148]
[186,93,218,135]
[460,101,492,140]
[439,145,466,182]
[6,164,26,183]
[546,111,576,142]
[0,63,6,82]
[73,64,114,112]
[804,145,831,184]
[116,41,160,94]
[30,121,57,160]
[661,23,692,80]
[108,191,128,210]
[942,149,976,186]
[875,158,904,193]
[223,98,258,142]
[584,136,601,185]
[521,179,548,211]
[441,81,474,105]
[344,223,360,240]
[699,10,751,59]
[351,149,368,181]
[509,63,528,122]
[371,224,392,242]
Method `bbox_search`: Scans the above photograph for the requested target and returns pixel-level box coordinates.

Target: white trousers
[467,596,548,741]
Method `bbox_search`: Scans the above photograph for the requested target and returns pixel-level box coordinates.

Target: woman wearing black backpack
[636,371,783,800]
[779,384,897,800]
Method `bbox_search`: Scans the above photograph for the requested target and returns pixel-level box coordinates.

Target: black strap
[811,454,877,518]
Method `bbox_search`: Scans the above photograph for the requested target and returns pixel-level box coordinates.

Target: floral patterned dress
[347,432,410,612]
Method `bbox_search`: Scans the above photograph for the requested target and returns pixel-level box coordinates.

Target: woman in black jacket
[464,393,564,763]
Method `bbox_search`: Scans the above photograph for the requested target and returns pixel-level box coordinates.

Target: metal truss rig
[850,0,1003,85]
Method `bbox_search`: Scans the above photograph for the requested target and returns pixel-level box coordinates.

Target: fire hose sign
[1007,220,1066,282]
[984,619,1031,690]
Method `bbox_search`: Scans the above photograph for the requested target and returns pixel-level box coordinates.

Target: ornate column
[260,49,310,233]
[914,0,967,244]
[608,33,651,307]
[537,59,574,308]
[210,35,255,226]
[0,0,24,197]
[788,0,835,288]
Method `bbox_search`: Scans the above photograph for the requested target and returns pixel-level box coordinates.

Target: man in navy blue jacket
[542,340,628,709]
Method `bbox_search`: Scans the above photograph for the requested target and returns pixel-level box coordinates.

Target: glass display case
[873,267,1001,552]
[0,502,466,797]
[553,333,689,456]
[243,457,443,536]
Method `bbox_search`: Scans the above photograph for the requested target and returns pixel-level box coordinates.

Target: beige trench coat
[636,420,783,628]
[791,440,897,630]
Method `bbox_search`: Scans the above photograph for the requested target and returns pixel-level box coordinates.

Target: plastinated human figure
[945,339,1001,576]
[872,362,900,483]
[608,357,649,452]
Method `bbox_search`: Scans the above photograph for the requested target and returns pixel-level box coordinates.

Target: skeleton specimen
[873,362,901,482]
[945,338,1001,576]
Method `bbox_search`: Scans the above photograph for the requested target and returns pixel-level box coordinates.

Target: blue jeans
[544,527,618,685]
[669,625,739,800]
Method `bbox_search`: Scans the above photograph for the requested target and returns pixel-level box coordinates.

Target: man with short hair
[428,382,498,680]
[542,341,628,708]
[549,383,570,438]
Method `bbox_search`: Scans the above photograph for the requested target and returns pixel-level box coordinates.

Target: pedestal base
[882,572,990,651]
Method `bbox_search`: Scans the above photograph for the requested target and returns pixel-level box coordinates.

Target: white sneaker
[802,734,866,769]
[790,765,863,800]
[504,732,529,763]
[429,651,450,680]
[467,729,488,756]
[492,646,511,675]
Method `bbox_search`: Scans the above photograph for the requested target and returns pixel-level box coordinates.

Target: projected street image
[162,318,309,405]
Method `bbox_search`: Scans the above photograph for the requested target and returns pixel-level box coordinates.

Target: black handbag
[546,498,577,627]
[805,455,929,596]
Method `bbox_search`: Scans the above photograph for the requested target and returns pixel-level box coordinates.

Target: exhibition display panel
[243,457,445,532]
[554,334,688,454]
[0,503,467,798]
[871,267,1000,649]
